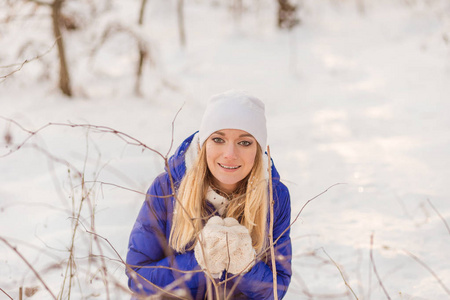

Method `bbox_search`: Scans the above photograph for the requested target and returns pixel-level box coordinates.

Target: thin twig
[0,236,57,300]
[166,103,184,158]
[26,0,52,6]
[322,248,358,300]
[77,220,126,264]
[223,182,346,287]
[224,232,231,299]
[0,38,58,81]
[81,134,111,300]
[0,288,13,300]
[427,199,450,236]
[267,146,278,299]
[274,182,346,246]
[0,115,211,298]
[402,248,450,295]
[224,273,245,300]
[83,181,147,196]
[194,219,219,299]
[369,234,391,300]
[0,116,207,297]
[47,122,166,159]
[0,117,167,160]
[61,174,86,300]
[81,219,194,298]
[125,263,203,274]
[0,117,51,158]
[160,111,220,298]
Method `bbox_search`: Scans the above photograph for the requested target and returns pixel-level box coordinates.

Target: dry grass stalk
[0,287,13,300]
[0,114,346,299]
[369,234,391,300]
[274,182,345,246]
[402,249,450,296]
[322,248,358,299]
[0,38,58,82]
[0,237,57,299]
[267,146,278,299]
[427,199,450,236]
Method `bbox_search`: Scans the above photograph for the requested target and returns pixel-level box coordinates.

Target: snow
[1,0,450,299]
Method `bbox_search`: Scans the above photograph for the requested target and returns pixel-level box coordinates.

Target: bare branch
[0,115,348,299]
[77,220,125,264]
[82,181,147,197]
[267,146,278,299]
[427,199,450,236]
[0,236,57,300]
[138,0,148,25]
[166,104,185,158]
[0,38,58,82]
[0,117,166,160]
[274,182,346,246]
[322,248,358,300]
[26,0,52,7]
[402,248,450,296]
[369,234,391,300]
[177,0,186,48]
[221,181,346,292]
[0,288,13,300]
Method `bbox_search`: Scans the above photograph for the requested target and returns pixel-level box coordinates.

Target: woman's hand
[194,216,256,278]
[222,217,256,275]
[194,216,229,277]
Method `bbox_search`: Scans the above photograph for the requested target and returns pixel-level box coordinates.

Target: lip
[218,163,241,170]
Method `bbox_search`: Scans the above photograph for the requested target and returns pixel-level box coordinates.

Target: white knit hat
[199,90,267,151]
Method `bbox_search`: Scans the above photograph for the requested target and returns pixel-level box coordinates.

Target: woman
[126,91,292,299]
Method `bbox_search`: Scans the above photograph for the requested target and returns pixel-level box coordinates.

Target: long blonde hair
[169,143,268,254]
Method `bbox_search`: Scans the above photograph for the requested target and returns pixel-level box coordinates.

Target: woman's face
[205,129,258,194]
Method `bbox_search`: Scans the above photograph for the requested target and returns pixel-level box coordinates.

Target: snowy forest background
[1,0,450,299]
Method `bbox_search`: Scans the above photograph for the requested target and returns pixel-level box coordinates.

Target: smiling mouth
[218,163,240,170]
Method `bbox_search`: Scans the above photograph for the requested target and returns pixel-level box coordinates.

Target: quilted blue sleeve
[125,173,206,297]
[229,182,292,299]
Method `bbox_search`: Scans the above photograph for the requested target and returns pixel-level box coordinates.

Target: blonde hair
[169,143,268,254]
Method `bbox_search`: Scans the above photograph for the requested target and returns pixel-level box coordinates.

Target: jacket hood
[166,132,281,186]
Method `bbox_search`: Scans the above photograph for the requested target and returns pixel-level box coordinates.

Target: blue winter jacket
[126,133,292,299]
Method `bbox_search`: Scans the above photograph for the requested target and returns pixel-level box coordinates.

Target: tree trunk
[135,0,148,96]
[232,0,243,22]
[277,0,299,30]
[52,0,72,97]
[356,0,365,14]
[177,0,186,48]
[138,0,147,25]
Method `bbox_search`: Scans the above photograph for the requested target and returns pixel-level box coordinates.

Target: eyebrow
[214,131,255,138]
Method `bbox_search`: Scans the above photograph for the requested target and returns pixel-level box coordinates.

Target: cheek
[243,149,257,169]
[205,144,216,169]
[248,157,256,170]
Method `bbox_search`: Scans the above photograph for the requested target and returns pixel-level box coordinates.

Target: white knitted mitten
[222,217,256,275]
[194,216,229,278]
[195,216,256,277]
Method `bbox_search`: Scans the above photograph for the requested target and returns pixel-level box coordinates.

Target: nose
[223,143,238,160]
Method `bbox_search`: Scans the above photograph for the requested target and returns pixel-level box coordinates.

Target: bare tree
[93,22,154,96]
[136,0,149,96]
[277,0,300,30]
[177,0,186,48]
[356,0,365,14]
[28,0,72,97]
[231,0,244,22]
[51,0,72,96]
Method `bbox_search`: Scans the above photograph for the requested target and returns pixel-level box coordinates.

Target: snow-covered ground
[1,0,450,299]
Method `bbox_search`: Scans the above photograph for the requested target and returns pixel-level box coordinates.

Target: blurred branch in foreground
[0,39,58,83]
